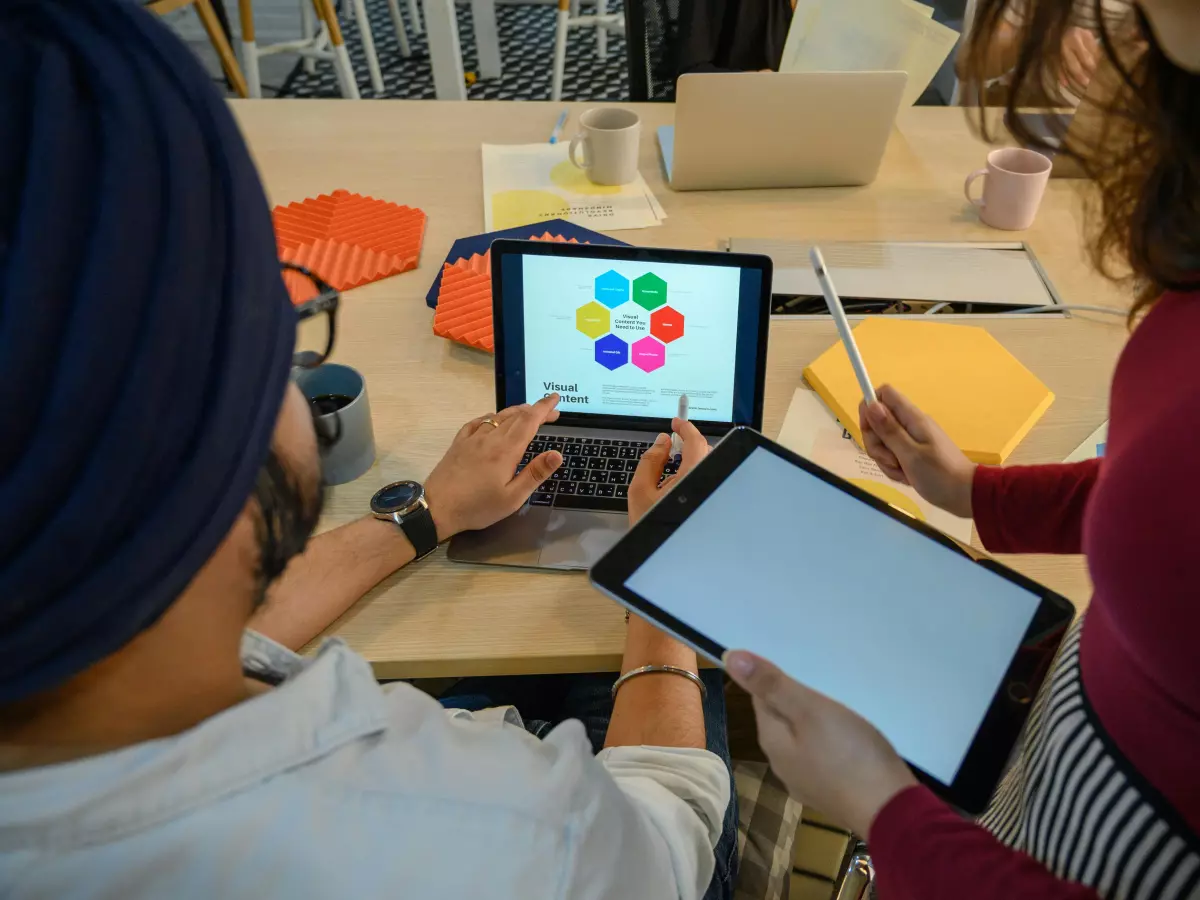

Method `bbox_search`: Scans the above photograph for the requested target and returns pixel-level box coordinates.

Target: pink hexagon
[631,336,666,373]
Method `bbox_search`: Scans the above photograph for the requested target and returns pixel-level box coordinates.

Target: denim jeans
[441,669,737,900]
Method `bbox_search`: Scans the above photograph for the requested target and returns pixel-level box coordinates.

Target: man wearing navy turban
[0,2,735,897]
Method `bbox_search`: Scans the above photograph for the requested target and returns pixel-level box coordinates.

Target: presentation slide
[521,255,742,421]
[625,448,1042,784]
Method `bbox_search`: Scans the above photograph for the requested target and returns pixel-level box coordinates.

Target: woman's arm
[870,786,1101,900]
[972,459,1100,554]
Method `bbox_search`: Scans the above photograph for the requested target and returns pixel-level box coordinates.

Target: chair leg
[552,0,569,102]
[386,0,413,58]
[596,0,607,60]
[236,0,262,98]
[349,0,386,93]
[311,0,362,99]
[471,0,502,80]
[299,0,317,73]
[194,0,249,96]
[407,0,424,35]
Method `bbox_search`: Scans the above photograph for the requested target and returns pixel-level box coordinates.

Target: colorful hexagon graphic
[650,306,685,343]
[631,336,666,373]
[633,272,668,311]
[576,301,610,339]
[594,270,630,309]
[594,334,629,371]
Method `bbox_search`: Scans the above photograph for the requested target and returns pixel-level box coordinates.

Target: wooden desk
[231,100,1128,679]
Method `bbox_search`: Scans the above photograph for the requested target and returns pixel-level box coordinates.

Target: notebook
[802,318,1054,465]
[657,126,675,183]
[425,219,627,309]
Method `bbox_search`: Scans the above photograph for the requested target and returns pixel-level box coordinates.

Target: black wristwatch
[370,481,440,560]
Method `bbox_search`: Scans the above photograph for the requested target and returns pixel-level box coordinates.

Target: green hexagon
[576,301,611,339]
[633,272,668,311]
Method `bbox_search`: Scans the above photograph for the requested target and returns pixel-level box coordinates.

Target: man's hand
[424,394,563,540]
[1061,26,1100,89]
[858,385,976,519]
[627,418,709,524]
[725,651,917,836]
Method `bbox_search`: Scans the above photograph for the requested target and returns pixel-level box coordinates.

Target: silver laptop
[447,239,772,571]
[658,71,908,192]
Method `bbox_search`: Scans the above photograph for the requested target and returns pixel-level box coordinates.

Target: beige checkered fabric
[733,761,804,900]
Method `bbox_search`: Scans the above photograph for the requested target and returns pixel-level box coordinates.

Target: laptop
[658,71,908,192]
[447,239,772,571]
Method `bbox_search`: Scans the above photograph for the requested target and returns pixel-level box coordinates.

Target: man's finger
[509,450,563,499]
[672,417,709,474]
[502,393,561,444]
[630,433,671,499]
[724,650,814,724]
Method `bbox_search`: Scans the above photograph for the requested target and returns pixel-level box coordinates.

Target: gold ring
[482,417,501,429]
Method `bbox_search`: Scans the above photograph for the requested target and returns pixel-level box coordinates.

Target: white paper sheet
[780,0,959,107]
[776,388,975,543]
[727,240,1057,308]
[481,143,664,232]
[1063,422,1108,462]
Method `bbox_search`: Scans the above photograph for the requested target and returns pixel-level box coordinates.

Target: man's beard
[249,448,324,611]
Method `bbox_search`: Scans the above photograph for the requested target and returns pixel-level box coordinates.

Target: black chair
[623,0,679,101]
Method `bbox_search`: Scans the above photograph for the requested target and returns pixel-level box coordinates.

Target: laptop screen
[495,247,768,429]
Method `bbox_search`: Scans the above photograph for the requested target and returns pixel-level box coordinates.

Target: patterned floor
[279,0,631,100]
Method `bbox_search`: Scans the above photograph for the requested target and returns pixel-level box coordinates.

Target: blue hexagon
[594,334,629,371]
[594,270,630,309]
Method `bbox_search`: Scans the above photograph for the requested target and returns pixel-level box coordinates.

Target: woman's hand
[424,394,563,540]
[725,651,917,836]
[858,385,977,519]
[627,418,709,524]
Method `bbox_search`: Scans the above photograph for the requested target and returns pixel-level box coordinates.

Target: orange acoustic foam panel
[274,189,426,304]
[432,233,578,353]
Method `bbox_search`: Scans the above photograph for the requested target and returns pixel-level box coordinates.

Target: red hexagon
[650,306,685,344]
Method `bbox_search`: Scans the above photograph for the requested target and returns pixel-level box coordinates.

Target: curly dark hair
[958,0,1200,321]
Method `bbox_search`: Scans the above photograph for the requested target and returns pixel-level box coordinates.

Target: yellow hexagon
[803,318,1054,465]
[576,301,611,340]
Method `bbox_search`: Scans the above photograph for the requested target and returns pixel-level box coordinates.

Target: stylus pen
[810,246,878,406]
[671,394,688,458]
[548,109,569,144]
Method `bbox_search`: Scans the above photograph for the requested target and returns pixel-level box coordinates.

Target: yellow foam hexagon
[576,301,611,339]
[803,318,1054,465]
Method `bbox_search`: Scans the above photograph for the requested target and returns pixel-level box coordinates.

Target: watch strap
[397,502,439,560]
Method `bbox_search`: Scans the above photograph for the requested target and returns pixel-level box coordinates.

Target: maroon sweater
[869,290,1200,898]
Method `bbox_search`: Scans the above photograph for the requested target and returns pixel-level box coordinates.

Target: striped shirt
[980,619,1200,898]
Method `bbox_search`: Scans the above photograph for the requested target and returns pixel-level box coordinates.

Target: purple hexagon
[594,334,629,371]
[631,336,666,373]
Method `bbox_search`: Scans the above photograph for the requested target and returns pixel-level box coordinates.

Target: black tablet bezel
[490,239,773,437]
[589,427,1076,815]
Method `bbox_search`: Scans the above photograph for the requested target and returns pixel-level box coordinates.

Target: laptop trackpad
[447,505,550,567]
[538,509,627,570]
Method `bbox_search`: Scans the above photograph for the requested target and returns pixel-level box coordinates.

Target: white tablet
[590,427,1075,813]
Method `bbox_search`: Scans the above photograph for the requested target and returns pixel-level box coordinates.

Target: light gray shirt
[0,634,729,899]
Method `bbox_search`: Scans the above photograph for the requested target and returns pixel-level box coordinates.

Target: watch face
[371,481,423,515]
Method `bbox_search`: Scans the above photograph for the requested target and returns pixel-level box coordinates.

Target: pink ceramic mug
[964,148,1052,230]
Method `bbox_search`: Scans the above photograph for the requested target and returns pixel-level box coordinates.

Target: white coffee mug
[569,108,641,186]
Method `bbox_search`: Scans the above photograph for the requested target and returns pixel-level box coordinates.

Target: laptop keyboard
[517,435,680,514]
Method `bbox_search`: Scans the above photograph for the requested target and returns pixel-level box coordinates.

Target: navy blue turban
[0,1,296,701]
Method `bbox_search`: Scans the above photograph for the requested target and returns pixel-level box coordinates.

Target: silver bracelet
[611,664,708,700]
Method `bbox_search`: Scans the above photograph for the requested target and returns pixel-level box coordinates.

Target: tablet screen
[624,446,1043,785]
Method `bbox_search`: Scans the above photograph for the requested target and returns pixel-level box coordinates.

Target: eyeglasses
[283,261,340,369]
[283,261,342,449]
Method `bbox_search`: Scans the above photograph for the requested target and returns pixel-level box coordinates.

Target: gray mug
[294,363,376,485]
